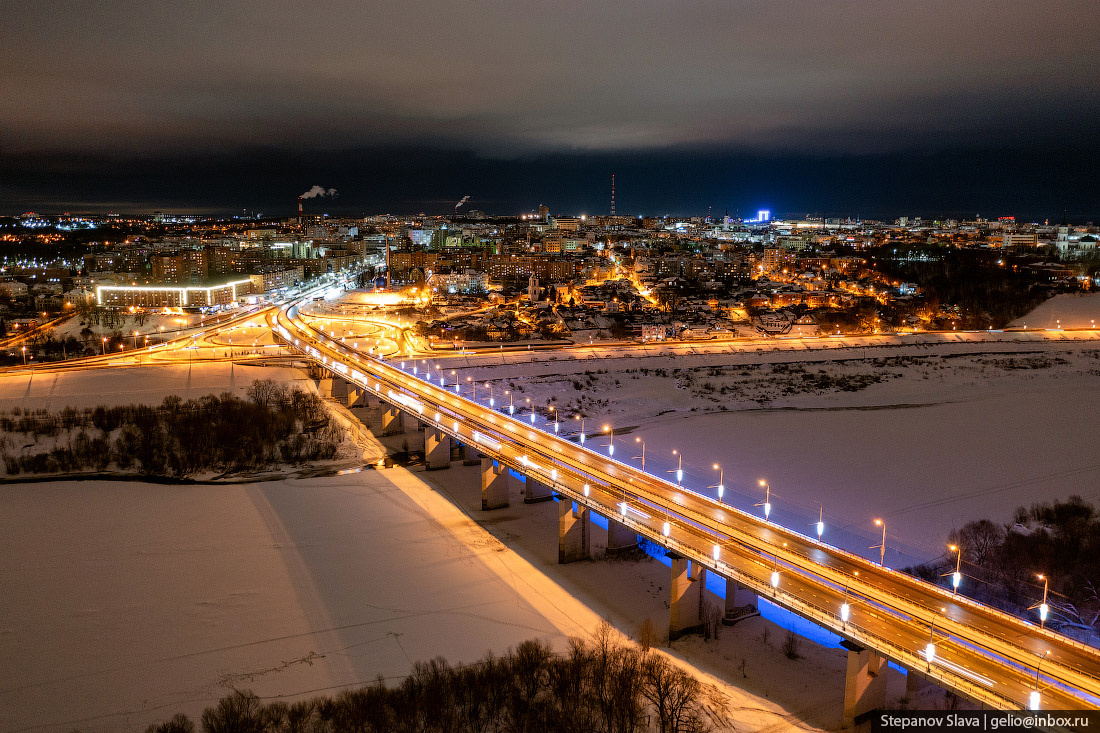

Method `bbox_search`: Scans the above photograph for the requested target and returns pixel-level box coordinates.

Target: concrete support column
[524,476,554,504]
[606,518,638,555]
[722,578,760,625]
[332,377,349,402]
[480,457,512,511]
[381,406,404,436]
[318,377,334,398]
[668,553,704,641]
[425,429,451,470]
[842,642,887,726]
[558,498,590,564]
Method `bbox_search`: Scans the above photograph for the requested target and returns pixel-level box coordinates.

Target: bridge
[271,298,1100,723]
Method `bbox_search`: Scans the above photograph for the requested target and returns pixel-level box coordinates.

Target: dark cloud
[3,1,1098,154]
[1,1,1098,214]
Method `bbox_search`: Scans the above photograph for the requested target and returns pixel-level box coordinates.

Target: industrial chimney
[297,196,304,227]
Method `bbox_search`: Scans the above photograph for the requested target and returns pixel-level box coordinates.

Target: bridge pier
[606,518,638,555]
[425,429,451,470]
[381,405,404,436]
[668,554,705,641]
[722,578,759,625]
[318,376,334,398]
[330,377,363,407]
[842,641,887,726]
[480,457,512,510]
[558,497,590,563]
[524,476,554,504]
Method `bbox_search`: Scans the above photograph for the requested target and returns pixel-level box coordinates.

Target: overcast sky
[2,1,1099,216]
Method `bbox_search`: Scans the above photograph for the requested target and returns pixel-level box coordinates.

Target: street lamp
[1030,574,1050,628]
[21,345,26,365]
[709,464,724,501]
[840,579,853,625]
[770,555,780,590]
[485,382,494,407]
[925,607,945,669]
[633,437,646,470]
[507,391,514,415]
[872,519,887,566]
[815,504,824,539]
[669,450,683,484]
[549,405,559,433]
[575,415,585,444]
[1031,650,1050,710]
[756,479,772,519]
[603,424,614,456]
[947,544,962,593]
[102,337,107,356]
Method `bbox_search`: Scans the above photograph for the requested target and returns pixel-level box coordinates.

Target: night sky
[2,1,1098,220]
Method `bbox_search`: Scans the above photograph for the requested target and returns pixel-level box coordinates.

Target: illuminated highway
[274,298,1100,713]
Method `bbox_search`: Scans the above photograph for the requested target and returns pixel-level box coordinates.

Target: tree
[200,690,266,733]
[144,713,194,733]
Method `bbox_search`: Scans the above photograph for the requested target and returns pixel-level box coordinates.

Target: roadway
[274,299,1100,712]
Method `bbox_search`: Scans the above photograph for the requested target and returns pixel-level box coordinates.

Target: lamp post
[925,607,945,670]
[1031,650,1050,710]
[670,450,683,485]
[709,463,724,501]
[840,579,852,625]
[575,415,585,444]
[634,437,646,470]
[102,337,107,356]
[485,382,494,408]
[815,504,824,540]
[872,518,887,566]
[21,345,26,365]
[1031,574,1050,628]
[756,479,772,519]
[948,544,962,593]
[603,424,613,456]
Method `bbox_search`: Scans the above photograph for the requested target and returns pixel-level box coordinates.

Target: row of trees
[146,625,720,733]
[0,380,342,477]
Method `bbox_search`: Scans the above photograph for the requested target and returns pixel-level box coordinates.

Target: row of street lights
[396,358,1056,620]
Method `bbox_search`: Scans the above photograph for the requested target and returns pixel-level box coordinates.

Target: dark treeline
[870,247,1053,328]
[909,496,1100,636]
[145,626,720,733]
[0,379,341,477]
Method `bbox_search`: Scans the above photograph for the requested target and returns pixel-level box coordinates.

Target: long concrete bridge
[271,300,1100,723]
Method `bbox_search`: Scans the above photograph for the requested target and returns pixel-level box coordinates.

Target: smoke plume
[454,195,470,210]
[301,185,338,199]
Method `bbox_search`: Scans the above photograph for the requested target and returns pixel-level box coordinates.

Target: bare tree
[782,630,801,660]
